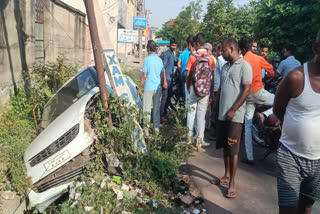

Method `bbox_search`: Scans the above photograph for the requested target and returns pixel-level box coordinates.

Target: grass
[0,60,193,213]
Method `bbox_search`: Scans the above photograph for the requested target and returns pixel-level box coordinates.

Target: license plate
[44,150,71,171]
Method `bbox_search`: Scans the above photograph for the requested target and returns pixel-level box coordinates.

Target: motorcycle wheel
[252,123,267,148]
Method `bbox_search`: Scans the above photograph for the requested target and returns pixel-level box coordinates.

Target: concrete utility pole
[137,0,144,63]
[83,0,112,126]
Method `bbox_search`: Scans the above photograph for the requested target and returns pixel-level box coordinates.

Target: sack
[192,53,213,97]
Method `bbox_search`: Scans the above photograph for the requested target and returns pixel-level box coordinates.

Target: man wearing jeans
[138,41,167,132]
[185,33,216,147]
[160,38,177,122]
[178,35,194,103]
[239,37,275,164]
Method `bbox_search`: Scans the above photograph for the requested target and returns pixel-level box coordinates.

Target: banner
[134,17,147,28]
[118,29,139,44]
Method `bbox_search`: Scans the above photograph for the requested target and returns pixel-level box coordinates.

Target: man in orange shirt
[185,33,216,147]
[239,37,275,164]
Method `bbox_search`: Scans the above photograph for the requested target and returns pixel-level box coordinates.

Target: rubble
[84,206,94,212]
[179,194,194,205]
[193,209,200,214]
[117,191,124,200]
[1,191,15,200]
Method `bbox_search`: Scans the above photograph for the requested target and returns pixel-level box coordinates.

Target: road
[186,130,320,214]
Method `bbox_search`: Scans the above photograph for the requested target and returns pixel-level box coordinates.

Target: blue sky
[146,0,251,28]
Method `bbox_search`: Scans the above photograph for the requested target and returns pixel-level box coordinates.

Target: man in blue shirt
[138,40,167,132]
[276,44,301,78]
[178,35,194,102]
[160,38,177,122]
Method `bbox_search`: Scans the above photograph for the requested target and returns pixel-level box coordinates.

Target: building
[0,0,139,103]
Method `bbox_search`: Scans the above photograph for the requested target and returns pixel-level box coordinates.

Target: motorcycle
[251,77,282,159]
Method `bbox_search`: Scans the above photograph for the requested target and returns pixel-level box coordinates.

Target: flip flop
[210,177,229,186]
[226,188,236,198]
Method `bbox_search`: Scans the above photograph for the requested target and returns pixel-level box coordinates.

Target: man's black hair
[260,42,269,49]
[223,38,239,50]
[250,37,258,44]
[170,37,177,44]
[147,40,157,52]
[186,35,194,46]
[285,44,297,55]
[194,33,206,46]
[216,43,222,51]
[238,37,252,52]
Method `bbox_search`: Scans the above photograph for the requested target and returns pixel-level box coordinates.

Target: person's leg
[297,158,320,214]
[297,194,315,214]
[153,88,162,130]
[226,122,242,197]
[143,91,153,134]
[244,98,256,162]
[165,81,174,112]
[160,83,169,119]
[195,95,209,142]
[223,149,231,180]
[277,145,302,214]
[181,73,186,103]
[229,154,238,189]
[187,86,197,140]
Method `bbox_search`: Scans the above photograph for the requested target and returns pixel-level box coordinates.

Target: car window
[41,68,98,129]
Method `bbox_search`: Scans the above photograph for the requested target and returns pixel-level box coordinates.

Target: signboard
[134,17,147,28]
[144,28,150,38]
[118,29,139,44]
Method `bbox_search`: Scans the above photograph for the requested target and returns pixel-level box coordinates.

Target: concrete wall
[0,0,32,102]
[43,0,86,66]
[0,0,88,103]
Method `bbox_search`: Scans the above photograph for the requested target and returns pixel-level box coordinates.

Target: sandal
[210,177,229,186]
[226,188,237,198]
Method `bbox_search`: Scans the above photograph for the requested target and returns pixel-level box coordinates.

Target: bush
[0,56,78,195]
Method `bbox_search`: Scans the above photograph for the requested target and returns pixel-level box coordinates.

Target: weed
[0,56,78,195]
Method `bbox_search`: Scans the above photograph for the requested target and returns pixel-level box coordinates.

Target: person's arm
[138,73,147,96]
[161,67,167,89]
[185,55,195,91]
[138,59,148,96]
[163,51,168,70]
[177,59,182,74]
[273,68,304,121]
[226,84,251,121]
[261,57,275,78]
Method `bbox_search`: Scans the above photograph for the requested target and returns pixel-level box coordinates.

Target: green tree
[156,0,202,49]
[254,0,320,62]
[202,0,256,48]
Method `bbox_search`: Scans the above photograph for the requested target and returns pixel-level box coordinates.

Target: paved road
[186,130,320,214]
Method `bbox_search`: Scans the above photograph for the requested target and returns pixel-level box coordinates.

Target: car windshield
[41,68,98,129]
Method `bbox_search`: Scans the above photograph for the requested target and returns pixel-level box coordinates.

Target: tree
[156,0,202,49]
[254,0,320,62]
[202,0,256,48]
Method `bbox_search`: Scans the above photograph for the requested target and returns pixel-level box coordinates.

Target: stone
[1,191,15,200]
[179,195,193,205]
[84,206,94,212]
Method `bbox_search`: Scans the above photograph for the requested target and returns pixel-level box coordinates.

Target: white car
[23,66,143,212]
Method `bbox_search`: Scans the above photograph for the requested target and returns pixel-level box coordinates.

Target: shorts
[277,144,320,207]
[216,120,243,156]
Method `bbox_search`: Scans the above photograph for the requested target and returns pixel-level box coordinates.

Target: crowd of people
[137,30,320,214]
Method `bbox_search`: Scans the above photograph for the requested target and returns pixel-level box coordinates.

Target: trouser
[244,89,274,160]
[181,73,186,103]
[187,86,209,141]
[143,88,161,130]
[160,80,173,117]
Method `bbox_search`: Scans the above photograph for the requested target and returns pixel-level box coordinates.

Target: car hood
[24,88,99,165]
